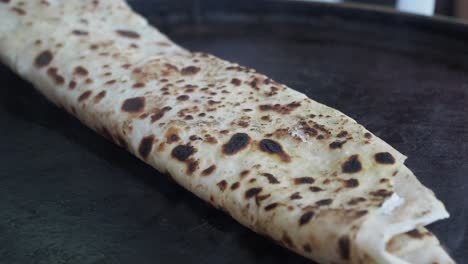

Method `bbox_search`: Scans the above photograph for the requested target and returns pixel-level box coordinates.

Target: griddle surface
[0,1,466,263]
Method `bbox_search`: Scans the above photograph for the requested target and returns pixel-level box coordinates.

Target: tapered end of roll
[355,166,454,264]
[387,227,455,264]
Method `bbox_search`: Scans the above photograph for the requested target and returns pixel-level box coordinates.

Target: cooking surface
[0,1,466,263]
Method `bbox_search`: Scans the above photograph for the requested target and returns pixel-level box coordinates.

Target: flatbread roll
[0,1,455,263]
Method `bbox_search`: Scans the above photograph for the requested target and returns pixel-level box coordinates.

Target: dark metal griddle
[0,1,466,263]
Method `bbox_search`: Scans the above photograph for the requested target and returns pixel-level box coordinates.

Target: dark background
[0,1,467,263]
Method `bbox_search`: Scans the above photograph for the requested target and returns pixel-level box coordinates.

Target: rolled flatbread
[0,1,455,263]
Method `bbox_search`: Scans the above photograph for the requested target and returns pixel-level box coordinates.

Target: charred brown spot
[231,78,241,86]
[121,63,132,69]
[299,211,315,226]
[74,66,88,76]
[105,80,116,85]
[255,194,271,206]
[121,97,145,113]
[303,126,318,137]
[313,123,330,135]
[157,143,166,152]
[258,102,301,115]
[237,121,249,128]
[374,152,395,164]
[68,80,77,89]
[406,229,424,239]
[94,91,106,103]
[290,192,302,200]
[12,7,25,15]
[162,64,179,75]
[245,187,262,199]
[338,236,350,260]
[294,177,315,184]
[348,197,366,205]
[208,100,221,105]
[316,199,333,206]
[204,135,218,144]
[240,170,250,179]
[78,91,92,102]
[288,101,301,108]
[226,65,248,72]
[264,202,278,211]
[309,186,323,192]
[72,29,88,36]
[334,187,344,193]
[380,178,389,184]
[222,133,251,155]
[249,78,261,90]
[265,85,280,96]
[156,41,171,47]
[355,210,368,218]
[342,155,362,174]
[165,127,180,144]
[151,106,171,123]
[151,112,165,122]
[177,95,190,101]
[259,105,271,111]
[230,182,240,190]
[47,67,65,85]
[201,165,216,176]
[132,82,146,89]
[181,66,200,75]
[370,189,393,198]
[171,145,195,161]
[329,141,346,149]
[217,180,227,191]
[364,132,372,139]
[138,135,154,159]
[303,244,312,253]
[261,173,280,184]
[116,29,140,38]
[337,131,348,138]
[344,178,359,188]
[189,135,202,141]
[259,139,283,153]
[167,134,180,144]
[187,160,199,174]
[259,139,291,162]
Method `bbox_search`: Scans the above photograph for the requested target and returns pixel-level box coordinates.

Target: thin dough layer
[0,1,454,263]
